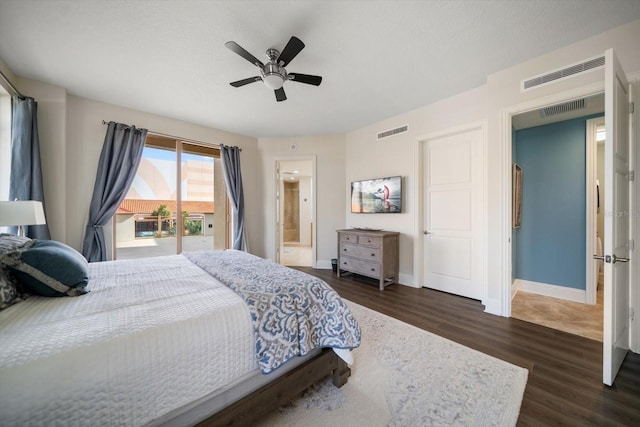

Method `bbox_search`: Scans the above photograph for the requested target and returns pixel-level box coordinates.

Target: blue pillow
[1,240,89,297]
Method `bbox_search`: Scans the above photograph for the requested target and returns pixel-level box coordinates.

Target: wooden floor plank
[296,267,640,426]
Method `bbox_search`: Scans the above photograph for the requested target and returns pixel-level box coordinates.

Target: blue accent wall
[514,114,602,290]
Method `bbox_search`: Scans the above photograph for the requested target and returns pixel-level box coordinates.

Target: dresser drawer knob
[371,253,375,256]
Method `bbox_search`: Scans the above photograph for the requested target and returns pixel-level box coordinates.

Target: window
[0,86,11,203]
[0,86,12,234]
[113,135,228,259]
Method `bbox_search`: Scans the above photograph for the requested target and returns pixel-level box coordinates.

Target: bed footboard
[198,348,349,426]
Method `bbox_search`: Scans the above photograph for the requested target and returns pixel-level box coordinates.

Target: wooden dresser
[336,229,400,290]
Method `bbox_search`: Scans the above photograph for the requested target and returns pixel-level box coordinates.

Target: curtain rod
[0,69,26,99]
[101,120,240,151]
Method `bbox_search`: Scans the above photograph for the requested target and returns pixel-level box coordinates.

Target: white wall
[345,85,488,286]
[63,96,260,256]
[298,176,312,247]
[4,19,639,319]
[344,19,640,315]
[257,135,345,268]
[484,20,640,314]
[5,75,262,256]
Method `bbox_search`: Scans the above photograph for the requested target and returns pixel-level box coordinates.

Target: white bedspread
[0,255,257,426]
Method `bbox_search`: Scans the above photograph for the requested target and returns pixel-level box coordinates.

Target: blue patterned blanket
[183,250,361,374]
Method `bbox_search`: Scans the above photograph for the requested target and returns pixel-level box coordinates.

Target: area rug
[257,301,528,427]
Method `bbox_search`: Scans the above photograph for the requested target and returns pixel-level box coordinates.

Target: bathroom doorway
[276,159,314,267]
[510,94,604,341]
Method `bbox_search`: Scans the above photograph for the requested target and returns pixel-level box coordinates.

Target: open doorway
[510,93,604,340]
[276,159,314,267]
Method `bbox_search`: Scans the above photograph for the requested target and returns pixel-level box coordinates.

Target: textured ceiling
[0,0,638,138]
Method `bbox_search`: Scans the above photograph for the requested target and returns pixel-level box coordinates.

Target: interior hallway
[511,274,604,341]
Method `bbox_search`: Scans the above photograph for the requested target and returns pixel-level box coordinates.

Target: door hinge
[630,239,635,251]
[630,101,635,114]
[629,170,635,182]
[631,308,635,322]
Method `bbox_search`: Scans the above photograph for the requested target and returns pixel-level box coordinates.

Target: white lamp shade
[263,74,284,90]
[0,201,47,227]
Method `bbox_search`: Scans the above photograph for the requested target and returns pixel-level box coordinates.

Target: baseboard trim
[513,279,586,303]
[511,280,520,299]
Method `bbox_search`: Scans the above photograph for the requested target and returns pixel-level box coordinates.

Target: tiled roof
[117,199,214,214]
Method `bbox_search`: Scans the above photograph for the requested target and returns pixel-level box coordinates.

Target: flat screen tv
[351,176,402,213]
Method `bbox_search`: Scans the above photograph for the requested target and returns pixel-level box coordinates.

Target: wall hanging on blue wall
[513,163,522,228]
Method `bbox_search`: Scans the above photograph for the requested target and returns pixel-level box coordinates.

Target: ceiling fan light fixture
[263,73,284,90]
[226,36,322,101]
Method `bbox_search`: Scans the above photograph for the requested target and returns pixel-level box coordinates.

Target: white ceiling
[0,1,638,138]
[279,159,313,181]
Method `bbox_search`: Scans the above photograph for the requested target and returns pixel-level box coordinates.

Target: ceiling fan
[225,36,322,102]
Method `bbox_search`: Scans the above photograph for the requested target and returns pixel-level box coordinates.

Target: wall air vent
[541,98,586,118]
[522,55,605,92]
[377,125,408,140]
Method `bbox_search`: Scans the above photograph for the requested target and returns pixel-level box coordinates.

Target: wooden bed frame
[197,348,351,426]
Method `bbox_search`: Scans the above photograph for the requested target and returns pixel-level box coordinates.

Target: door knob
[612,254,630,263]
[424,231,431,235]
[593,254,630,263]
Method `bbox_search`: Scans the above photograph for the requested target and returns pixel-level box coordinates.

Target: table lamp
[0,200,47,237]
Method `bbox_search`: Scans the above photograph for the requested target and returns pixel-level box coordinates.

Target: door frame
[274,156,317,268]
[414,120,488,303]
[500,81,605,317]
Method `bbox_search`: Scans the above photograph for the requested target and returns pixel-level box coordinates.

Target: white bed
[0,251,359,426]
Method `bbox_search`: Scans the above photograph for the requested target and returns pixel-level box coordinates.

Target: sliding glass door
[114,135,227,259]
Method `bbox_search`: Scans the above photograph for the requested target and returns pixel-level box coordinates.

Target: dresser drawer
[340,242,381,260]
[358,235,382,247]
[339,233,359,243]
[340,256,379,278]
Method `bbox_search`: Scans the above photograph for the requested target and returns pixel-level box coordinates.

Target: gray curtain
[82,122,147,262]
[9,95,51,240]
[220,144,247,251]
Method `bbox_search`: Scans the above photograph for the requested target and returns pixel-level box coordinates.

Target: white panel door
[603,48,631,386]
[423,128,483,300]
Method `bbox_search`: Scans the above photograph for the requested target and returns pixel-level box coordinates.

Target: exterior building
[116,157,215,243]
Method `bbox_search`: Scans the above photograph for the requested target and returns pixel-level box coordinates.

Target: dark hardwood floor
[296,267,640,426]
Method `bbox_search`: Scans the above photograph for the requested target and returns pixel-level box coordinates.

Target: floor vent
[522,55,605,91]
[541,98,586,118]
[377,125,408,140]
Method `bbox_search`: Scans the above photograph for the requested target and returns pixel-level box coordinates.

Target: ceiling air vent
[541,98,586,118]
[522,55,605,91]
[377,125,408,140]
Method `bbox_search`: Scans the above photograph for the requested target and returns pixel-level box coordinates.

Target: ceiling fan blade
[229,76,262,87]
[275,88,287,102]
[289,73,322,86]
[277,36,305,67]
[225,41,264,68]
